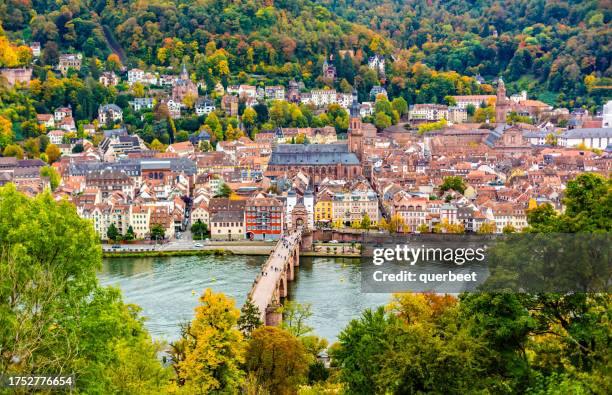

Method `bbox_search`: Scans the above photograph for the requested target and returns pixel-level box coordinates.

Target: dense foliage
[0,184,171,392]
[321,0,612,108]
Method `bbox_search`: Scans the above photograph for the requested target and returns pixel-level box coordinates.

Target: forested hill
[0,0,391,79]
[319,0,611,107]
[0,0,609,107]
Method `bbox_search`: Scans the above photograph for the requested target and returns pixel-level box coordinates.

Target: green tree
[0,185,170,392]
[124,225,135,241]
[191,219,208,240]
[150,224,165,240]
[280,300,313,337]
[332,307,398,394]
[245,326,309,394]
[466,104,476,116]
[238,299,262,338]
[216,183,232,198]
[39,166,60,190]
[439,176,466,194]
[360,213,371,229]
[107,223,120,242]
[391,97,408,117]
[205,112,223,140]
[374,111,392,130]
[173,289,245,392]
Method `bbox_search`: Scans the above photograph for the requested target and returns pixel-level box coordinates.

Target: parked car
[112,244,121,249]
[329,240,339,244]
[194,243,203,248]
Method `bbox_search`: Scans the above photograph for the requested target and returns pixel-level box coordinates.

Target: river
[98,255,390,343]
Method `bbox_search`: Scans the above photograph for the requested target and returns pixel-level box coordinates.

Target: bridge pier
[265,304,282,326]
[286,259,294,281]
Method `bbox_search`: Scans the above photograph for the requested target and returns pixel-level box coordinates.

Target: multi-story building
[558,128,611,150]
[54,107,72,122]
[129,97,154,112]
[314,191,333,224]
[57,54,82,75]
[0,68,32,86]
[99,71,119,87]
[409,104,449,122]
[451,95,496,109]
[129,205,151,239]
[98,104,123,125]
[303,89,337,108]
[195,97,215,116]
[128,68,144,85]
[245,195,284,240]
[210,211,245,240]
[369,86,387,100]
[85,170,135,199]
[265,86,285,100]
[331,188,379,226]
[392,196,429,232]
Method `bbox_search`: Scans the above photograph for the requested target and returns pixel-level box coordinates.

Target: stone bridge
[247,228,303,326]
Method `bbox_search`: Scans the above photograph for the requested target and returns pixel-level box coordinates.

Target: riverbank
[103,249,230,258]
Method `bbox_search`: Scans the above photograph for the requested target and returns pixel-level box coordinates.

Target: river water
[98,255,390,343]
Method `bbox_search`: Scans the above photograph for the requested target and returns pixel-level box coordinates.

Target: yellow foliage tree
[440,219,465,234]
[385,214,406,233]
[225,124,244,141]
[149,139,166,151]
[0,36,18,67]
[45,144,61,163]
[477,221,497,234]
[0,115,13,148]
[174,289,245,393]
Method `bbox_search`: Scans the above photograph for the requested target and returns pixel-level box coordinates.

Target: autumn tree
[360,213,371,229]
[387,214,406,233]
[45,143,61,163]
[478,221,497,234]
[245,327,309,394]
[0,115,13,148]
[174,289,245,392]
[3,144,23,159]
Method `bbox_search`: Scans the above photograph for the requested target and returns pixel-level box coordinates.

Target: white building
[195,98,216,116]
[558,128,611,150]
[127,68,144,85]
[368,54,385,74]
[265,86,285,101]
[54,107,72,122]
[409,104,449,122]
[98,104,123,125]
[307,89,337,108]
[603,100,612,128]
[129,97,154,112]
[47,129,65,145]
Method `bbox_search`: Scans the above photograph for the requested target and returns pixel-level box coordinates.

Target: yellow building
[314,194,333,223]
